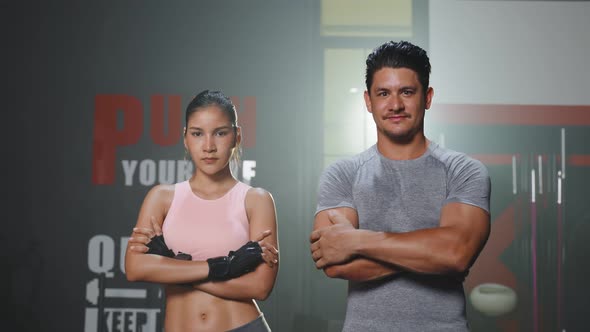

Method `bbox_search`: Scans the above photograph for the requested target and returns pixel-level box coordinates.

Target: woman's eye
[191,132,202,137]
[216,131,228,136]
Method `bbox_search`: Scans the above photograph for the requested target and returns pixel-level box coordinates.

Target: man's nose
[388,95,404,112]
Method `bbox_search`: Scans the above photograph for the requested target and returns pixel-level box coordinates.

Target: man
[310,40,491,331]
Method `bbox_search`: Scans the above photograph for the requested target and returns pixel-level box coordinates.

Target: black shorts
[226,314,271,332]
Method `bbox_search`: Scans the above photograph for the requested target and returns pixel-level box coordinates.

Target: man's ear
[364,90,373,114]
[425,87,434,110]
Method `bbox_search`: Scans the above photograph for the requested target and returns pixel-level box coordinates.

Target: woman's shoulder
[150,183,176,195]
[246,186,272,197]
[245,185,274,206]
[145,183,178,205]
[244,185,277,224]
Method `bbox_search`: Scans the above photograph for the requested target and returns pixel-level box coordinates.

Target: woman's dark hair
[185,90,238,129]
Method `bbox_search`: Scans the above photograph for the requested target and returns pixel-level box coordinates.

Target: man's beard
[381,120,424,144]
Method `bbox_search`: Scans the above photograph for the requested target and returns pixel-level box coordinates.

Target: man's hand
[310,210,358,269]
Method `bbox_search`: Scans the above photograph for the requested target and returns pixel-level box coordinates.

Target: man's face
[364,67,433,143]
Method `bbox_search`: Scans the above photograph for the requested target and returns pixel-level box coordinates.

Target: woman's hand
[128,216,162,253]
[129,218,279,268]
[255,230,279,268]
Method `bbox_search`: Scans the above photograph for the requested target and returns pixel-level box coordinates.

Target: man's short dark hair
[365,41,431,95]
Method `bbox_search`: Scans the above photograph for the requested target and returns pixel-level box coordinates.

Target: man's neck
[376,134,428,161]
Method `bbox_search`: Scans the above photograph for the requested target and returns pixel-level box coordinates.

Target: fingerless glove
[207,241,264,281]
[145,234,175,258]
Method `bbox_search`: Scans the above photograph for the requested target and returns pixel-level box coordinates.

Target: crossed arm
[124,184,279,301]
[310,202,490,282]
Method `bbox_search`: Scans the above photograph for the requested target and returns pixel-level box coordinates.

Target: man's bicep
[315,161,356,216]
[440,202,491,262]
[446,158,491,214]
[313,207,359,231]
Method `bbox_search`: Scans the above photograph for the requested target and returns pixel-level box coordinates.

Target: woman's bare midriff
[164,284,261,332]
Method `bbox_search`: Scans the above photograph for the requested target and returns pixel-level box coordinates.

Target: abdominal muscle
[164,284,261,332]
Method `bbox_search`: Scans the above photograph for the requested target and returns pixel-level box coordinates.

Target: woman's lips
[202,157,218,163]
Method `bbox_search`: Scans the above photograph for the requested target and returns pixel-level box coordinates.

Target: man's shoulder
[430,143,484,168]
[429,143,489,179]
[323,146,378,176]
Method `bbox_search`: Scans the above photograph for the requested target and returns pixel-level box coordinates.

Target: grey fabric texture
[316,141,491,332]
[226,314,271,332]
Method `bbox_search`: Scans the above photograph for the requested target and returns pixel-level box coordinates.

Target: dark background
[5,1,589,331]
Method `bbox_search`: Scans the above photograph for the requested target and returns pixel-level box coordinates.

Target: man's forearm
[324,257,401,282]
[353,227,473,275]
[349,203,490,275]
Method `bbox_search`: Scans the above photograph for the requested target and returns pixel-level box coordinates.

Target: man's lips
[385,114,409,121]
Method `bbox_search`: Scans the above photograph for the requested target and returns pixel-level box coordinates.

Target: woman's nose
[203,136,216,152]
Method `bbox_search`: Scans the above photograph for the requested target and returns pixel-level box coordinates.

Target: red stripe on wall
[469,154,590,166]
[569,155,590,166]
[470,154,515,165]
[429,104,590,125]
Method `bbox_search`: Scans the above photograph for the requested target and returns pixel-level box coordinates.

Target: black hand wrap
[228,241,264,278]
[145,234,175,258]
[207,256,231,280]
[207,241,264,281]
[174,252,192,261]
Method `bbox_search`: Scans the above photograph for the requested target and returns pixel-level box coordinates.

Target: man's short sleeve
[445,156,491,214]
[315,161,355,215]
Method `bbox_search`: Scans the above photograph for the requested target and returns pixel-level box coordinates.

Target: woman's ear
[235,126,242,147]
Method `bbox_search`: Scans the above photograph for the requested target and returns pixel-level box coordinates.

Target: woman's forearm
[193,265,277,301]
[125,253,209,284]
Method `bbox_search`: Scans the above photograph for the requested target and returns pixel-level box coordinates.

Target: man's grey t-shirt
[316,142,491,332]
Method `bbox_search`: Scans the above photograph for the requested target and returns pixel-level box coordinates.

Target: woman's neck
[189,169,237,198]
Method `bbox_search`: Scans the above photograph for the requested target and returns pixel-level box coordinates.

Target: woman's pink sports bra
[162,181,251,261]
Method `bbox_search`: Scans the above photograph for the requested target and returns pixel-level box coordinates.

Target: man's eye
[216,131,228,136]
[191,132,202,137]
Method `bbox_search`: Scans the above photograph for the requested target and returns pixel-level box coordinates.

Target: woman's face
[184,105,238,176]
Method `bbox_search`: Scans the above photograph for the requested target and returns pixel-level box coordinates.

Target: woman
[125,90,279,332]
